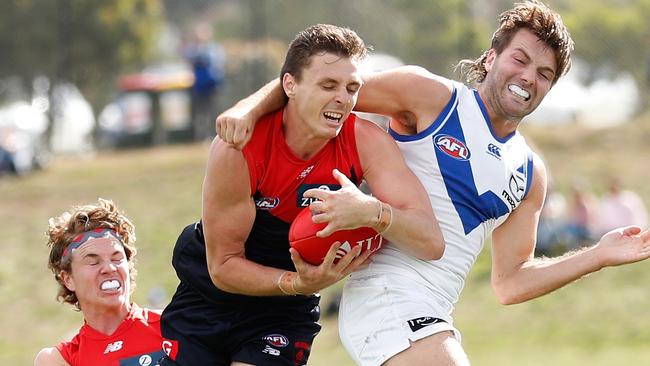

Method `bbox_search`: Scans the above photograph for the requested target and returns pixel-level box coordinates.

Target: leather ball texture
[289,207,384,265]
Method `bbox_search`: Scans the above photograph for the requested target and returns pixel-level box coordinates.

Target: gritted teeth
[323,111,343,121]
[101,279,121,291]
[508,84,530,101]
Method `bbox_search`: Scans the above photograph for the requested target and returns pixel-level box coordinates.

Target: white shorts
[338,271,461,366]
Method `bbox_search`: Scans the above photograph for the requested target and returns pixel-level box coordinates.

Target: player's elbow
[416,248,443,262]
[207,258,236,293]
[419,225,446,261]
[491,280,525,305]
[207,261,224,288]
[431,230,446,259]
[494,291,520,306]
[413,234,445,261]
[425,240,445,261]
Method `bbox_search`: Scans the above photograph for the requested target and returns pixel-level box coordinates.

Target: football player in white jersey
[214,2,650,365]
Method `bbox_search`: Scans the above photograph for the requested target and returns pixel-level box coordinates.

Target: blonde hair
[46,198,137,310]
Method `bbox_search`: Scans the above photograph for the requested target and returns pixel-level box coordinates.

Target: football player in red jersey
[159,24,444,366]
[35,199,164,366]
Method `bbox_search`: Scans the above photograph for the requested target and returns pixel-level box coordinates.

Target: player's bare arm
[304,119,444,260]
[202,138,371,296]
[358,118,443,259]
[216,66,455,148]
[356,66,453,132]
[216,78,285,149]
[34,347,69,366]
[491,155,650,305]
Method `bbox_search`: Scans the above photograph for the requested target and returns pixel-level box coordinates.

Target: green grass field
[1,117,649,365]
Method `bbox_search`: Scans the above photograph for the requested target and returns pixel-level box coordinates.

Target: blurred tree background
[0,0,164,108]
[1,0,649,117]
[179,0,650,112]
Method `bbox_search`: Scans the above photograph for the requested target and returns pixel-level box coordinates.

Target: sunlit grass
[2,116,649,365]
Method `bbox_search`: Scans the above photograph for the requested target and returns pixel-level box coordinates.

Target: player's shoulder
[522,152,547,205]
[384,65,451,85]
[386,66,456,131]
[518,139,546,181]
[255,108,282,129]
[241,108,283,156]
[132,303,162,326]
[398,66,453,100]
[352,115,392,143]
[34,347,69,366]
[352,115,403,170]
[367,65,453,98]
[143,307,162,326]
[531,151,547,184]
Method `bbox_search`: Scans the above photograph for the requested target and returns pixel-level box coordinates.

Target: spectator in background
[536,180,599,256]
[596,178,649,236]
[183,22,225,141]
[34,199,164,366]
[535,183,567,256]
[0,144,15,174]
[564,180,598,244]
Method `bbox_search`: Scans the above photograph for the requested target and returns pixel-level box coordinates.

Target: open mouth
[508,84,530,101]
[100,279,122,292]
[323,111,343,124]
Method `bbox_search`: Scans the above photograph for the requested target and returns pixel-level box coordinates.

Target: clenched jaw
[508,84,530,101]
[101,279,121,292]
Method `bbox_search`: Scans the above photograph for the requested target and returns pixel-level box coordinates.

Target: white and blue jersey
[364,81,535,315]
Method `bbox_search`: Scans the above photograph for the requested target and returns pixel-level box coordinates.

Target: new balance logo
[104,340,123,354]
[297,165,314,180]
[262,345,281,356]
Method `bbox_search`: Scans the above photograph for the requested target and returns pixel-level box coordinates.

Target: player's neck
[477,89,521,138]
[83,302,131,336]
[489,118,520,139]
[282,106,330,160]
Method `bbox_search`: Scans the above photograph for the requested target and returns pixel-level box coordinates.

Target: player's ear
[484,49,496,73]
[283,73,297,98]
[61,270,76,292]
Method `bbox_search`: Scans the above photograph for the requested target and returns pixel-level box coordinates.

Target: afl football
[289,207,383,265]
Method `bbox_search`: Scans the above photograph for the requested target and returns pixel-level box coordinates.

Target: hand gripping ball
[289,207,384,265]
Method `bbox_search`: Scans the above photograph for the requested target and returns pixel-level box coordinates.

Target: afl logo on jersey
[255,197,280,210]
[434,134,471,161]
[264,334,289,348]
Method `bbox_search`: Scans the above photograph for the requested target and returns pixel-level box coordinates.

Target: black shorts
[161,223,321,366]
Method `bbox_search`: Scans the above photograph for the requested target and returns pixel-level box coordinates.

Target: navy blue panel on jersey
[433,110,510,235]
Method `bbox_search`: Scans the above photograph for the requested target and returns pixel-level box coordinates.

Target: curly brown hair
[458,0,574,85]
[46,198,138,310]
